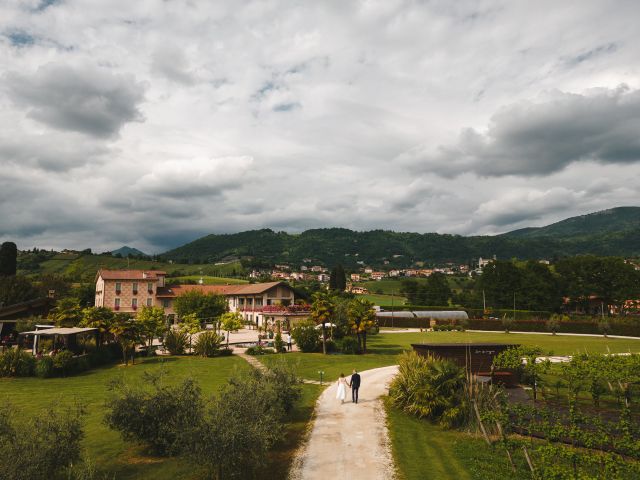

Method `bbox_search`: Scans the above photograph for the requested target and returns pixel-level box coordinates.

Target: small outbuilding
[411,343,519,386]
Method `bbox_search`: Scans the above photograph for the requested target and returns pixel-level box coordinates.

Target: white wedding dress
[336,377,347,401]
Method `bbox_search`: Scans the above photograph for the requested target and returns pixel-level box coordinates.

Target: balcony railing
[262,304,311,314]
[238,306,263,312]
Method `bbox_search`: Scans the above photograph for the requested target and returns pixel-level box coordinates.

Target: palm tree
[109,313,142,365]
[80,306,115,347]
[347,298,376,353]
[390,351,466,427]
[48,298,83,327]
[310,292,335,354]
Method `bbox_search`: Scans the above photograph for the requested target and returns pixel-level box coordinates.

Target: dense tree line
[476,256,640,313]
[400,273,452,306]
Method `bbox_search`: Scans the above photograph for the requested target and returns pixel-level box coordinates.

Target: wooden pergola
[19,327,98,355]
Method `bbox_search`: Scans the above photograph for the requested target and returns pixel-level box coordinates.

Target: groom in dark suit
[349,369,361,404]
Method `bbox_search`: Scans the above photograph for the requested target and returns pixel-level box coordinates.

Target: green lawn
[1,356,252,479]
[385,398,530,480]
[258,331,640,382]
[259,351,399,383]
[358,293,407,306]
[373,330,640,356]
[169,275,248,285]
[362,278,420,295]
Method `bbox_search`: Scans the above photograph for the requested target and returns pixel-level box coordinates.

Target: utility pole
[483,290,486,315]
[391,290,394,328]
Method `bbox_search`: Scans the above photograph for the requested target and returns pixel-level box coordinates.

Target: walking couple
[336,369,361,404]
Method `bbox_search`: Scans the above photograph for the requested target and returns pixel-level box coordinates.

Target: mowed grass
[358,293,407,306]
[169,275,248,285]
[259,331,640,382]
[373,330,640,356]
[259,350,399,383]
[385,398,530,480]
[1,355,251,480]
[361,278,419,295]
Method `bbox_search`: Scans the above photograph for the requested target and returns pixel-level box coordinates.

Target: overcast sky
[1,0,640,253]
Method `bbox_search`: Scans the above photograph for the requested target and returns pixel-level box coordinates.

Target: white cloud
[1,0,640,252]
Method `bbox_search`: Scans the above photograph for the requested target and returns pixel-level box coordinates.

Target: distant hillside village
[252,255,526,294]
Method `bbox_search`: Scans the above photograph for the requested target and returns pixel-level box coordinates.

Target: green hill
[502,207,640,238]
[160,207,640,267]
[111,246,148,257]
[17,251,244,283]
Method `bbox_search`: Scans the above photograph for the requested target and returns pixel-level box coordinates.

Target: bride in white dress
[336,373,348,404]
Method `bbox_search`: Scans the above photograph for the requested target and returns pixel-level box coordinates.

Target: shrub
[164,329,188,355]
[218,347,234,357]
[291,320,319,353]
[193,331,222,357]
[274,333,285,353]
[105,376,204,456]
[52,350,75,376]
[0,348,35,377]
[326,339,337,352]
[433,324,463,332]
[86,343,120,365]
[546,314,563,335]
[75,356,90,374]
[35,356,54,378]
[338,336,361,354]
[265,361,302,414]
[188,370,288,478]
[389,351,467,428]
[0,403,85,480]
[501,315,514,333]
[246,345,275,355]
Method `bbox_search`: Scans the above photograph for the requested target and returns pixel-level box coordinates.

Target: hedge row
[465,318,640,337]
[0,343,122,378]
[378,316,640,337]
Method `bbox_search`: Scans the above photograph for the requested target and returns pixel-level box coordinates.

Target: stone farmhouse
[95,270,308,328]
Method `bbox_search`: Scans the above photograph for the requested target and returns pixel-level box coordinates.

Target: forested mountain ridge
[160,207,640,267]
[502,207,640,238]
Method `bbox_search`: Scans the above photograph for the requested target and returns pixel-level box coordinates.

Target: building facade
[95,270,305,327]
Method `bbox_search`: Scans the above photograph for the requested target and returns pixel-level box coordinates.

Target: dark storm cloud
[5,62,145,138]
[405,86,640,177]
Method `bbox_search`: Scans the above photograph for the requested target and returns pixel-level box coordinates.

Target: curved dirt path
[291,365,399,480]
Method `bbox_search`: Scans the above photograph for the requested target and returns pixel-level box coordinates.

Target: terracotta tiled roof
[97,269,166,281]
[156,281,286,298]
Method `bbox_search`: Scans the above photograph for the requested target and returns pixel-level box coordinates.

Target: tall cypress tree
[329,267,338,290]
[335,264,346,291]
[0,242,17,276]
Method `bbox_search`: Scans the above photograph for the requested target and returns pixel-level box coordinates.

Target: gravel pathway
[291,365,399,480]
